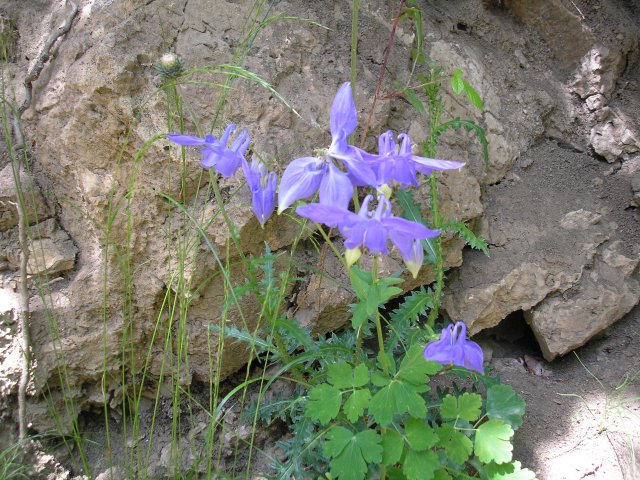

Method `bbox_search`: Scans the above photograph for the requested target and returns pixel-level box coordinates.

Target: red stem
[359,0,406,148]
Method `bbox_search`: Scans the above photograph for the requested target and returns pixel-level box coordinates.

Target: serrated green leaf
[306,384,341,424]
[328,362,369,389]
[450,69,464,95]
[403,449,439,480]
[370,380,427,427]
[462,79,484,110]
[390,287,434,324]
[474,419,514,464]
[486,385,526,430]
[324,427,382,480]
[435,118,490,168]
[405,419,439,451]
[381,430,404,466]
[440,393,482,421]
[445,221,489,255]
[344,389,371,422]
[489,461,537,480]
[437,424,473,464]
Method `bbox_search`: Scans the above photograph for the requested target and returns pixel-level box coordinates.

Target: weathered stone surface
[572,45,628,99]
[525,241,640,360]
[3,218,77,276]
[590,118,640,163]
[0,165,50,229]
[506,0,595,65]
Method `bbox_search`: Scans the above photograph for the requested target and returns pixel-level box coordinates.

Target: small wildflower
[423,322,484,374]
[166,124,250,177]
[278,83,375,213]
[296,194,439,278]
[242,158,277,227]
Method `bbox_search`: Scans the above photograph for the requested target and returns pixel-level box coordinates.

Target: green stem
[372,256,389,375]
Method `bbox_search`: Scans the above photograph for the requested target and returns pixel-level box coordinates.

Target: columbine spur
[423,321,484,374]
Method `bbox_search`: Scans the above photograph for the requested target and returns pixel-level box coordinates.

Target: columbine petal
[454,322,484,374]
[339,151,378,187]
[330,82,357,139]
[166,134,208,146]
[252,172,277,227]
[319,163,353,209]
[423,325,456,364]
[424,322,483,374]
[385,217,439,259]
[295,203,355,229]
[278,157,326,214]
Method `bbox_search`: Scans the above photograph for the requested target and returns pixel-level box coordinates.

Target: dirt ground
[477,305,640,480]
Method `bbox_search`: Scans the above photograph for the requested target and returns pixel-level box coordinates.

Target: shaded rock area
[0,0,637,474]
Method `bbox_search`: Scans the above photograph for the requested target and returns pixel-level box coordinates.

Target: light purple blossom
[242,159,277,227]
[296,194,439,275]
[423,322,484,374]
[277,83,376,213]
[363,131,465,189]
[166,123,251,177]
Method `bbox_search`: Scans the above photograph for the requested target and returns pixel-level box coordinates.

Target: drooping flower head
[423,322,484,374]
[278,83,376,213]
[296,194,439,277]
[166,123,251,178]
[242,158,277,227]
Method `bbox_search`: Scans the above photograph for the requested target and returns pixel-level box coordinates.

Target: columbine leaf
[404,419,439,451]
[306,384,341,424]
[474,419,514,464]
[489,461,537,480]
[403,448,439,480]
[369,380,426,427]
[381,430,404,466]
[323,427,382,480]
[437,424,473,464]
[486,384,526,430]
[398,344,442,385]
[328,362,369,389]
[439,393,482,422]
[344,389,371,422]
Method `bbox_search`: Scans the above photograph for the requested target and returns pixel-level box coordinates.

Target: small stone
[585,94,606,111]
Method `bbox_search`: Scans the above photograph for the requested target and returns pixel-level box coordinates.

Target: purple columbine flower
[166,123,251,177]
[277,83,376,213]
[296,194,439,276]
[242,159,277,228]
[364,131,465,190]
[423,322,484,374]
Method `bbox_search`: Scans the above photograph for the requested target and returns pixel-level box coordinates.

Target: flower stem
[372,256,389,375]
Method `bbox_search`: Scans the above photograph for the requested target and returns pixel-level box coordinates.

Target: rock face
[0,0,638,433]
